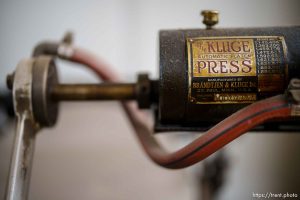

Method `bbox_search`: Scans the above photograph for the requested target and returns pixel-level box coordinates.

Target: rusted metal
[51,83,137,101]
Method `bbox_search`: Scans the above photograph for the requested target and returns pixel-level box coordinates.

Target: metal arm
[5,56,58,200]
[5,59,39,200]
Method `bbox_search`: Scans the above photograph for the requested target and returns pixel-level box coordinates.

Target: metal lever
[5,56,58,200]
[5,59,38,200]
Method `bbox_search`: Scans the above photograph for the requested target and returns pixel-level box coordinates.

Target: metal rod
[51,83,137,101]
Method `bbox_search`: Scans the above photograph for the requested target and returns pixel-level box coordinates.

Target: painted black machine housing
[156,26,300,132]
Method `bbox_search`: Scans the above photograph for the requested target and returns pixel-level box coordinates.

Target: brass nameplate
[187,36,287,104]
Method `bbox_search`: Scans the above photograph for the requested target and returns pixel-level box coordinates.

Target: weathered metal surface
[5,56,59,200]
[158,26,300,130]
[5,59,39,200]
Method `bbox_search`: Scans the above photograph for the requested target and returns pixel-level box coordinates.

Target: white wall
[0,0,300,200]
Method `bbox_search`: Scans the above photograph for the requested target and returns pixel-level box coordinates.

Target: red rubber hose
[62,46,292,169]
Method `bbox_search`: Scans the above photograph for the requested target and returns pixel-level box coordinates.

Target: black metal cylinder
[158,26,300,130]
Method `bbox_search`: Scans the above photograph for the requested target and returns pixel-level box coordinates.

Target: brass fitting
[201,10,219,29]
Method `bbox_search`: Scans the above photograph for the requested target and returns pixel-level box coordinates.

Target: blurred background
[0,0,300,199]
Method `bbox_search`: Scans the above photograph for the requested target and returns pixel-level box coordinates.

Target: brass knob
[201,10,219,29]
